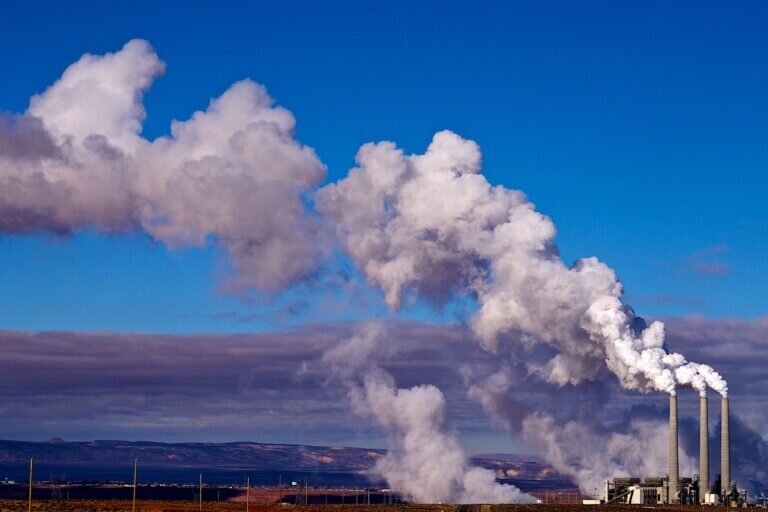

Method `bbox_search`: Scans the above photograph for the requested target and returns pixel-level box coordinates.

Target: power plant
[603,392,748,506]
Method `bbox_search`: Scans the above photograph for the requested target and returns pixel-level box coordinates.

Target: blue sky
[1,0,766,332]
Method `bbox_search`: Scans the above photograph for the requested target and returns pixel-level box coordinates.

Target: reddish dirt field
[0,502,765,512]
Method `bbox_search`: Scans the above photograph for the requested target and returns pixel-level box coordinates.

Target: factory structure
[602,394,749,506]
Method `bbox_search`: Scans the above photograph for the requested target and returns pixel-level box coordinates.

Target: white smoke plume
[0,40,326,292]
[463,363,699,494]
[3,40,734,497]
[317,130,727,397]
[322,324,533,504]
[522,413,696,495]
[1,41,727,395]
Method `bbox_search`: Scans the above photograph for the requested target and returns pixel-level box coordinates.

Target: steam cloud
[318,130,727,397]
[463,363,699,494]
[1,40,727,397]
[522,413,696,494]
[322,324,533,504]
[0,39,326,292]
[1,40,740,499]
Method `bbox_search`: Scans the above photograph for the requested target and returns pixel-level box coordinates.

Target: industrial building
[602,394,748,506]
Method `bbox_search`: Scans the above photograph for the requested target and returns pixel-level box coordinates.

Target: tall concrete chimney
[721,396,730,500]
[699,394,709,503]
[669,393,679,504]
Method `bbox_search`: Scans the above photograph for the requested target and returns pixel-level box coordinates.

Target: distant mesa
[0,439,575,492]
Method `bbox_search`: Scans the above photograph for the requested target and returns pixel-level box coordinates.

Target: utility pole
[246,476,250,512]
[28,457,33,512]
[199,474,203,512]
[132,458,138,512]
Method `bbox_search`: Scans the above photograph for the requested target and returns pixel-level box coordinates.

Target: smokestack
[669,393,679,504]
[699,394,709,503]
[721,396,730,500]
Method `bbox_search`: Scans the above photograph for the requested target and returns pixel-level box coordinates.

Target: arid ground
[1,502,766,512]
